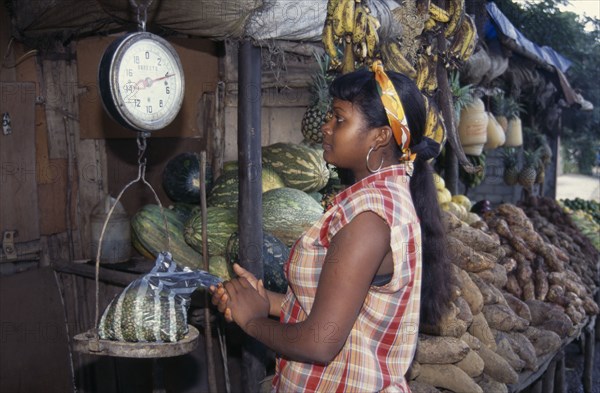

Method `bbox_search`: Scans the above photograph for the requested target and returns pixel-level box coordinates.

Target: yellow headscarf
[371,60,415,162]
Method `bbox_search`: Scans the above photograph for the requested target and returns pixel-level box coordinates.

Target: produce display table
[508,316,595,393]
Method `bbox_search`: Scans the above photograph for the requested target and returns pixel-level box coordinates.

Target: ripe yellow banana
[382,42,417,79]
[322,19,341,65]
[365,14,380,58]
[429,3,450,23]
[353,4,368,44]
[424,98,447,151]
[332,0,351,37]
[340,0,356,37]
[452,14,478,62]
[445,0,465,38]
[327,0,341,18]
[415,54,430,91]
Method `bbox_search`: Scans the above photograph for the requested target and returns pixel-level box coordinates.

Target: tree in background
[494,0,600,174]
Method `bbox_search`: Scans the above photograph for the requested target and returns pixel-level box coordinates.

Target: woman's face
[321,98,375,180]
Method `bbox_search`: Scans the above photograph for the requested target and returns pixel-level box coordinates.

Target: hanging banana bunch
[322,0,383,73]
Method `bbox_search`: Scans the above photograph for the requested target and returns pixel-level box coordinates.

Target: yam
[468,312,497,351]
[482,303,529,332]
[496,204,534,231]
[415,335,470,364]
[498,257,517,273]
[420,302,468,338]
[522,326,561,357]
[504,332,538,371]
[458,269,484,315]
[415,363,483,393]
[455,296,473,326]
[476,343,519,384]
[442,210,464,232]
[408,380,441,393]
[504,274,522,299]
[525,299,572,332]
[447,236,496,273]
[502,293,532,322]
[475,262,508,289]
[449,225,503,257]
[454,349,485,377]
[494,334,526,372]
[461,332,482,350]
[407,360,421,380]
[469,273,504,305]
[546,285,568,307]
[533,261,549,301]
[475,373,509,393]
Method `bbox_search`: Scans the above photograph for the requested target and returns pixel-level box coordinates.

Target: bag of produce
[98,252,221,343]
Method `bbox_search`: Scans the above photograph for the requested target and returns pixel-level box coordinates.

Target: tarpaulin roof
[485,1,572,73]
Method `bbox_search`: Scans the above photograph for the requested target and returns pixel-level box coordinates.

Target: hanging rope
[91,133,171,347]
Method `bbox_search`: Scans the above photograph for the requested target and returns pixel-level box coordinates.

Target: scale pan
[73,325,199,358]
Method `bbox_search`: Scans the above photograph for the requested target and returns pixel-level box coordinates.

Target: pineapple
[502,147,519,186]
[301,53,334,144]
[518,150,539,189]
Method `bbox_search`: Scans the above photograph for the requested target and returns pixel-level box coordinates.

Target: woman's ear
[372,126,394,150]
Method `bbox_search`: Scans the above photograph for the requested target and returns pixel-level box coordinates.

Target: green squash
[162,152,212,204]
[225,231,290,294]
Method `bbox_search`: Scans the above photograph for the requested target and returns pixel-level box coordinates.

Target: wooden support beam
[237,39,266,393]
[583,318,595,393]
[554,350,566,393]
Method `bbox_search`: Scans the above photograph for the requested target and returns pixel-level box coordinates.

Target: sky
[559,0,600,20]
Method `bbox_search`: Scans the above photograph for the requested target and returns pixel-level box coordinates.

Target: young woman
[210,61,451,392]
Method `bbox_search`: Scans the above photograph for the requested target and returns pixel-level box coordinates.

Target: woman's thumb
[257,279,267,297]
[233,263,248,276]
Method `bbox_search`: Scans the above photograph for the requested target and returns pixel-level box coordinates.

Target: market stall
[1,0,598,392]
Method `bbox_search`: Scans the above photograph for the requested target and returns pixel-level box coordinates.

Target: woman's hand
[223,277,270,332]
[209,263,259,322]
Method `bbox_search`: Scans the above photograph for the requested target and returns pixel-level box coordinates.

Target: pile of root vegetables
[408,201,599,393]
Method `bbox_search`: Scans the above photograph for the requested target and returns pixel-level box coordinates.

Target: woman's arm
[224,211,391,364]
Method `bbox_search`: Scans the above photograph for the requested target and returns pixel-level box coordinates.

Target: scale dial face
[100,32,185,132]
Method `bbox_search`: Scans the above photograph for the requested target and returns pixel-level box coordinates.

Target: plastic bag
[98,252,222,343]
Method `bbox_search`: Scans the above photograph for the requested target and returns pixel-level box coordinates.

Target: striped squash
[207,165,285,208]
[262,187,324,246]
[262,143,330,193]
[131,204,202,269]
[183,207,238,257]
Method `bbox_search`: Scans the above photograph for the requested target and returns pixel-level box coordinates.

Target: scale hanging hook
[129,0,154,32]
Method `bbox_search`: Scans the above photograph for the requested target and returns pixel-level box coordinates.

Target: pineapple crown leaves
[449,71,474,115]
[491,93,525,119]
[501,147,519,167]
[309,52,335,111]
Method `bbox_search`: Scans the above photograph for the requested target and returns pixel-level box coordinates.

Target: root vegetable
[504,332,538,371]
[454,349,485,377]
[461,332,482,350]
[475,262,508,288]
[476,343,519,384]
[447,236,496,272]
[449,225,503,258]
[415,335,471,364]
[415,364,483,393]
[455,296,474,326]
[475,373,509,393]
[408,380,441,393]
[458,268,484,315]
[498,257,517,273]
[407,360,421,380]
[420,302,468,338]
[493,333,526,372]
[482,303,529,332]
[533,260,549,301]
[503,293,532,322]
[470,273,505,305]
[505,274,522,299]
[522,326,561,357]
[469,312,497,351]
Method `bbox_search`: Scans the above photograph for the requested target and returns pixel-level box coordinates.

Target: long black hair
[329,69,451,326]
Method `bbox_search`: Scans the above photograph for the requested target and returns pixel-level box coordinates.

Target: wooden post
[541,357,556,393]
[554,350,566,393]
[237,39,266,393]
[583,318,595,393]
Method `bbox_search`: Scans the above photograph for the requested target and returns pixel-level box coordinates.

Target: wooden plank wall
[222,41,314,161]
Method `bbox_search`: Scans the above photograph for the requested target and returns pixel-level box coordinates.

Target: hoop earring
[366,147,384,173]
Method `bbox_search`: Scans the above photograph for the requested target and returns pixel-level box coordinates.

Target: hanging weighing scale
[72,0,203,359]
